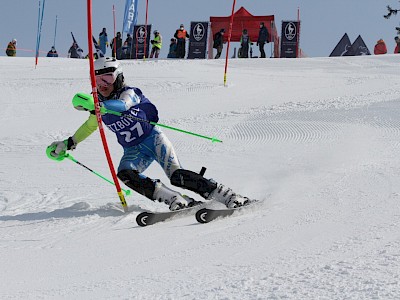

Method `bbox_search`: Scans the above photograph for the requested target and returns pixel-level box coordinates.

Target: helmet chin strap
[114,73,125,91]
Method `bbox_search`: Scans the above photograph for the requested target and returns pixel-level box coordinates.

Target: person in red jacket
[373,39,387,55]
[394,37,400,54]
[174,24,189,58]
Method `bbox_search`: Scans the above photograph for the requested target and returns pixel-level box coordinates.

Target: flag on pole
[123,0,138,34]
[70,32,84,58]
[92,36,105,57]
[71,32,78,44]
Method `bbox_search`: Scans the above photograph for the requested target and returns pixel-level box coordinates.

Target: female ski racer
[48,57,249,211]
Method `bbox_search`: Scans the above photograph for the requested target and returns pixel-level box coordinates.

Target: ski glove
[72,93,106,114]
[49,137,77,158]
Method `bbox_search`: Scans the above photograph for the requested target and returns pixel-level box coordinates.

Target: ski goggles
[95,72,116,87]
[95,66,117,86]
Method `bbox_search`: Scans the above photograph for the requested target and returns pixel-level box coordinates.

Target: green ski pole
[107,109,223,143]
[46,145,131,196]
[72,93,223,143]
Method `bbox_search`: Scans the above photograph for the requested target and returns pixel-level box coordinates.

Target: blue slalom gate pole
[35,0,46,67]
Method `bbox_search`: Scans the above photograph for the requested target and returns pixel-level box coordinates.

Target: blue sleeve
[102,100,127,113]
[102,88,141,112]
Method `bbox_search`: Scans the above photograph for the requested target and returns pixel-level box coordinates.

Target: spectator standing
[257,22,269,58]
[213,29,225,59]
[47,46,59,57]
[120,41,130,59]
[111,32,123,59]
[174,24,189,58]
[124,33,133,57]
[68,42,84,59]
[150,30,162,58]
[239,29,251,58]
[99,28,109,56]
[6,39,17,57]
[167,38,177,58]
[125,33,133,48]
[395,37,400,54]
[373,39,387,55]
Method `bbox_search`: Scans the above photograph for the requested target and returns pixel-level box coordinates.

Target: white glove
[49,140,67,158]
[49,137,77,158]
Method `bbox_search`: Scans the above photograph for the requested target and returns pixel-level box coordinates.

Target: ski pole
[106,109,223,143]
[72,93,223,143]
[65,154,131,196]
[46,146,131,196]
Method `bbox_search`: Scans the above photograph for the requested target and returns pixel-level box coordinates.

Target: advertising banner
[123,0,138,35]
[280,21,300,58]
[187,22,209,59]
[130,25,151,59]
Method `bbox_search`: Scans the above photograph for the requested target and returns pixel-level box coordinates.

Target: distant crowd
[5,24,400,58]
[374,37,400,54]
[212,22,270,59]
[4,25,189,59]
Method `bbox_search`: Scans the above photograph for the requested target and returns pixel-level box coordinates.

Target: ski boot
[153,182,200,211]
[208,183,249,208]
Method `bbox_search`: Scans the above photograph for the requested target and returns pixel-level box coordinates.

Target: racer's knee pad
[170,169,217,199]
[117,169,156,200]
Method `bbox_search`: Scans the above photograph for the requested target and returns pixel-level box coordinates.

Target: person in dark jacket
[239,29,251,58]
[68,42,84,59]
[174,24,189,58]
[167,38,177,58]
[47,46,59,57]
[257,22,269,58]
[6,39,17,57]
[213,29,225,59]
[111,32,122,59]
[125,33,133,48]
[99,28,109,56]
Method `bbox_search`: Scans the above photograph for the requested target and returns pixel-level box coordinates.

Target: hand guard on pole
[48,137,77,160]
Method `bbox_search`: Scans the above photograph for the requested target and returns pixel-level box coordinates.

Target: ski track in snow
[1,56,400,299]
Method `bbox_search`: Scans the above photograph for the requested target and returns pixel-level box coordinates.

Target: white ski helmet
[94,57,124,90]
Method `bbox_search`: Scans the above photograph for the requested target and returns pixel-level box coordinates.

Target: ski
[136,203,204,227]
[195,200,259,224]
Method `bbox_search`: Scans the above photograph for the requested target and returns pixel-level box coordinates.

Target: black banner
[344,35,371,56]
[329,33,352,57]
[130,24,151,59]
[280,21,300,58]
[187,22,209,59]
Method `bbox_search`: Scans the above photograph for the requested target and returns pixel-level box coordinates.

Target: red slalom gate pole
[86,0,128,212]
[224,0,236,87]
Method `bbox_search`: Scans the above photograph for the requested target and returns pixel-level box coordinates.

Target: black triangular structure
[343,35,371,56]
[329,33,352,57]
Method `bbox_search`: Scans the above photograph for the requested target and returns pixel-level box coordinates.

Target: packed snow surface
[1,55,400,299]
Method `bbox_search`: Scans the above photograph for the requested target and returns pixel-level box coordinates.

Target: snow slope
[1,55,400,299]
